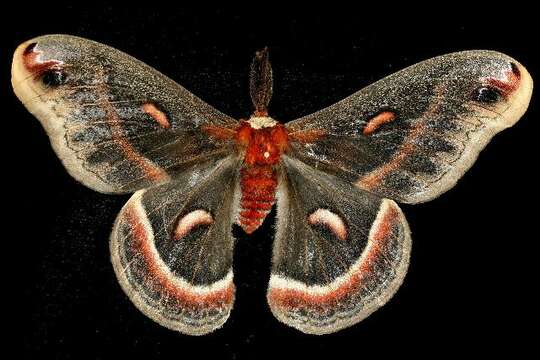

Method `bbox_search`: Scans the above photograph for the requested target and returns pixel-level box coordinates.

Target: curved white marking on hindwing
[110,190,234,335]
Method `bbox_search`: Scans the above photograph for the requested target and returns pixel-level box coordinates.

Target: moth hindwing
[12,34,532,335]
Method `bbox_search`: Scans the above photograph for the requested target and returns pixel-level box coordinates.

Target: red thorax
[235,117,289,233]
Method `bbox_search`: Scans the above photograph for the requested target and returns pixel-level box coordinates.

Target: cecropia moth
[11,35,533,335]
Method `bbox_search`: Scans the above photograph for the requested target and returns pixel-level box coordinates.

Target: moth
[12,35,532,335]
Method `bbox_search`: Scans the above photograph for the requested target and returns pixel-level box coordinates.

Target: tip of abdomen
[238,206,273,233]
[238,166,277,234]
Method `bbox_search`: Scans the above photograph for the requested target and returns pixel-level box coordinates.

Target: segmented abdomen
[238,165,277,233]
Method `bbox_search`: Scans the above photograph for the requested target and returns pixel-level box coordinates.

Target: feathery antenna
[249,47,273,116]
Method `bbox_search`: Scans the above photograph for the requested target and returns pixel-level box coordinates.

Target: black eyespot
[473,86,501,104]
[41,70,67,87]
[23,42,37,55]
[510,62,521,77]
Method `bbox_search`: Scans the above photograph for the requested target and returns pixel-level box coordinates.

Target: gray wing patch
[287,50,533,203]
[110,156,240,335]
[12,34,237,193]
[268,156,411,334]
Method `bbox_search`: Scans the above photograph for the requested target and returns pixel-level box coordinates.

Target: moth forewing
[286,50,533,204]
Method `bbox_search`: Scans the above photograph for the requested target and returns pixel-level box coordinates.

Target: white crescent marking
[308,208,347,240]
[113,191,232,296]
[174,209,213,240]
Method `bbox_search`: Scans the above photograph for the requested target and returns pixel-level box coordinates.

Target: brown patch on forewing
[124,204,234,307]
[96,72,168,183]
[142,102,170,128]
[288,129,326,143]
[357,87,445,190]
[268,202,400,307]
[362,111,396,135]
[22,42,64,78]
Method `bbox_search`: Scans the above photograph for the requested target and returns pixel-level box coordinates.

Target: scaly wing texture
[287,51,532,203]
[268,156,411,334]
[12,35,237,193]
[110,155,241,335]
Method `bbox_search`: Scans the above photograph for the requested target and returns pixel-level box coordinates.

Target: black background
[3,5,538,359]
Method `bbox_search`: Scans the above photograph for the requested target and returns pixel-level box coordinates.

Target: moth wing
[12,35,237,193]
[110,156,240,335]
[268,156,411,334]
[286,51,533,203]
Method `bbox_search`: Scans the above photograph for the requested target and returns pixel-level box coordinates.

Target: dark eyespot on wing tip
[23,42,37,55]
[41,69,67,87]
[510,62,521,78]
[473,86,502,104]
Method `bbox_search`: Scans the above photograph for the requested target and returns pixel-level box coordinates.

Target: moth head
[442,51,533,130]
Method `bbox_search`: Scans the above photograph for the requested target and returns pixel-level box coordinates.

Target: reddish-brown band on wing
[15,39,171,191]
[92,71,170,184]
[124,205,233,306]
[358,60,531,203]
[285,51,533,205]
[12,35,238,194]
[357,86,447,191]
[357,63,521,191]
[110,191,235,335]
[268,199,411,335]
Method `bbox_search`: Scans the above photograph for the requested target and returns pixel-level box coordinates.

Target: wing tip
[12,38,119,194]
[500,61,533,129]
